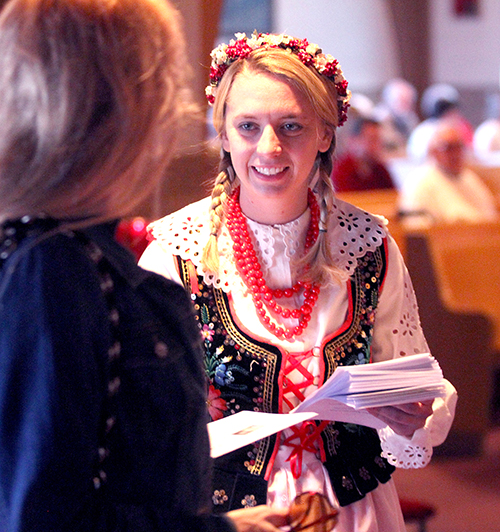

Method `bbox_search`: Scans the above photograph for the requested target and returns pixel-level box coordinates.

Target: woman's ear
[221,130,230,153]
[318,124,335,153]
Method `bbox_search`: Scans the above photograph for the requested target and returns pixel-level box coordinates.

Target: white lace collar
[148,195,388,292]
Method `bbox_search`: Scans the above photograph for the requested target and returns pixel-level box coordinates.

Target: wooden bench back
[422,221,500,351]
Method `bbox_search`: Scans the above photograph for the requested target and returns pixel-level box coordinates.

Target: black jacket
[0,220,234,532]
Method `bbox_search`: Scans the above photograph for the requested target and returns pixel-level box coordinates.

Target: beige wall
[170,0,223,148]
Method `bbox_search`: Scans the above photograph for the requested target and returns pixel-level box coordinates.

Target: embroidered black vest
[176,241,395,510]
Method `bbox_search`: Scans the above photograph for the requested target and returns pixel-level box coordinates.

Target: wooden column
[386,0,430,111]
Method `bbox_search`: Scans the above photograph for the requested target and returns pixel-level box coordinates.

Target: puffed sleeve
[139,238,183,285]
[370,235,457,468]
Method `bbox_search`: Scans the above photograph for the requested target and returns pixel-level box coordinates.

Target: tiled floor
[394,430,500,532]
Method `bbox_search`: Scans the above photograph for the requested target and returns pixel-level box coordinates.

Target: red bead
[226,186,321,341]
[301,303,312,315]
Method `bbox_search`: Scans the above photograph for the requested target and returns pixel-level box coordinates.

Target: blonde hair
[0,0,193,225]
[202,46,345,285]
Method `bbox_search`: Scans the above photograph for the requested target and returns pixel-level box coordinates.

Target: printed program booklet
[208,353,447,458]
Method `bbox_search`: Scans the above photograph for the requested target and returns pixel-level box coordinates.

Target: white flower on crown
[248,33,260,46]
[212,47,228,65]
[306,43,321,56]
[268,34,288,47]
[314,54,332,71]
[205,85,217,99]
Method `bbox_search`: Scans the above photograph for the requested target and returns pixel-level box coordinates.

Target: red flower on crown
[205,31,351,126]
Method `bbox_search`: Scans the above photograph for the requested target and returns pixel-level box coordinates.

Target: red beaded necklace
[226,187,321,341]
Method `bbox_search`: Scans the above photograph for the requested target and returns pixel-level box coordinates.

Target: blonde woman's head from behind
[0,0,192,223]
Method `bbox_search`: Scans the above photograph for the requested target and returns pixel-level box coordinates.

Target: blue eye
[238,122,257,132]
[282,123,302,133]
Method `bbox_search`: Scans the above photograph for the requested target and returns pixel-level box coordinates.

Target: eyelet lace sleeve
[379,427,433,469]
[370,236,457,468]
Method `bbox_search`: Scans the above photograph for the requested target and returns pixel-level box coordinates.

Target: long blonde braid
[201,151,236,272]
[297,149,346,286]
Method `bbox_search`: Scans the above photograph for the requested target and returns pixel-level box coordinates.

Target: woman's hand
[227,505,290,532]
[367,400,434,438]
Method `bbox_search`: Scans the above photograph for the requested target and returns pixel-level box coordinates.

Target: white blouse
[139,195,457,532]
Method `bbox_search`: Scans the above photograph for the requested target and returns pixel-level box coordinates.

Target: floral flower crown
[205,31,351,126]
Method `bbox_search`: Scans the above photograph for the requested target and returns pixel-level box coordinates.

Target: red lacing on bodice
[281,350,329,479]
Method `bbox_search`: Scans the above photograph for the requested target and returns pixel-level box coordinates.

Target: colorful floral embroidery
[178,247,395,505]
[207,385,228,421]
[201,323,214,342]
[241,494,257,508]
[212,489,229,506]
[359,467,371,481]
[342,476,354,490]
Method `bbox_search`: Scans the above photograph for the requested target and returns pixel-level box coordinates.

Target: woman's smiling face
[222,71,333,223]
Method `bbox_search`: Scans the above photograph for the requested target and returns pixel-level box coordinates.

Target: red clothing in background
[332,152,395,192]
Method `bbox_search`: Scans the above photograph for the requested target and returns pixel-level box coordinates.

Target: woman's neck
[239,193,309,225]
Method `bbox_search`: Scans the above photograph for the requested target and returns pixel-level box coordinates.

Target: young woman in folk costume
[140,32,457,532]
[0,4,290,530]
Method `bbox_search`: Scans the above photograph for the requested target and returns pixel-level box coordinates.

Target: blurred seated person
[400,121,498,223]
[374,78,419,158]
[407,83,474,163]
[473,92,500,162]
[334,92,375,156]
[331,116,395,192]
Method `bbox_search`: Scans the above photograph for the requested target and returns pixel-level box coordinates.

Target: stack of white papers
[208,353,448,457]
[295,353,446,410]
[291,353,448,430]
